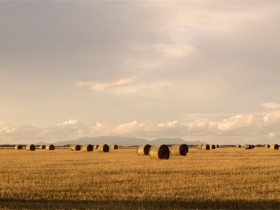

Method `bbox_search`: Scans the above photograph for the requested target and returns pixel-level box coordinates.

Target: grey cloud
[0,2,161,81]
[1,1,280,144]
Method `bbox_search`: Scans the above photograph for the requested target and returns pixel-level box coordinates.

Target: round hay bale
[137,144,151,156]
[26,144,36,151]
[15,145,22,150]
[245,144,252,149]
[98,144,109,152]
[40,145,46,149]
[216,144,220,148]
[46,144,55,150]
[81,144,93,152]
[236,144,241,148]
[169,144,188,156]
[202,144,210,150]
[270,144,279,150]
[70,145,81,151]
[94,145,99,149]
[149,145,170,160]
[211,144,216,150]
[110,144,118,150]
[265,144,270,148]
[197,144,203,150]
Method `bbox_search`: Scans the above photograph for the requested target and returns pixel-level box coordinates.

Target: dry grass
[0,147,280,209]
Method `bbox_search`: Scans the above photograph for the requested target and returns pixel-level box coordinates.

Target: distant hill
[52,136,206,146]
[54,136,147,146]
[150,137,205,145]
[36,141,48,145]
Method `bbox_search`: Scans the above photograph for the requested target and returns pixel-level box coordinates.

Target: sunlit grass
[0,147,280,209]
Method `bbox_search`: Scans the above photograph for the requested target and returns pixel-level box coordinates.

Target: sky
[1,0,280,145]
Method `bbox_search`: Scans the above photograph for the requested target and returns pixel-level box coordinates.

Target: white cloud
[158,120,178,128]
[75,76,173,98]
[0,127,16,134]
[187,118,216,131]
[57,119,78,127]
[90,122,105,131]
[261,102,280,110]
[2,110,280,145]
[0,121,16,134]
[89,122,110,136]
[217,115,255,131]
[4,125,48,144]
[75,76,135,92]
[53,119,90,138]
[267,132,276,138]
[113,81,173,97]
[114,121,145,135]
[263,111,280,124]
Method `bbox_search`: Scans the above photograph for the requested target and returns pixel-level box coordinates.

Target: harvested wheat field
[0,147,280,209]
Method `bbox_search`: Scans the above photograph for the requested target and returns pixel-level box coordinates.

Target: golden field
[0,147,280,209]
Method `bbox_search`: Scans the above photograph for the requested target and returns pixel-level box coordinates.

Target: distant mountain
[150,137,205,145]
[53,136,206,146]
[36,141,48,145]
[54,136,147,146]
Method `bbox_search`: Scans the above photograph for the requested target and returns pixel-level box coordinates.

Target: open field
[0,147,280,209]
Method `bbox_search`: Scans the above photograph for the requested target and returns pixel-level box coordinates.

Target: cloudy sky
[1,1,280,145]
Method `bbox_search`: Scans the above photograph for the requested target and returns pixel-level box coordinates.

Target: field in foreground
[0,147,280,209]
